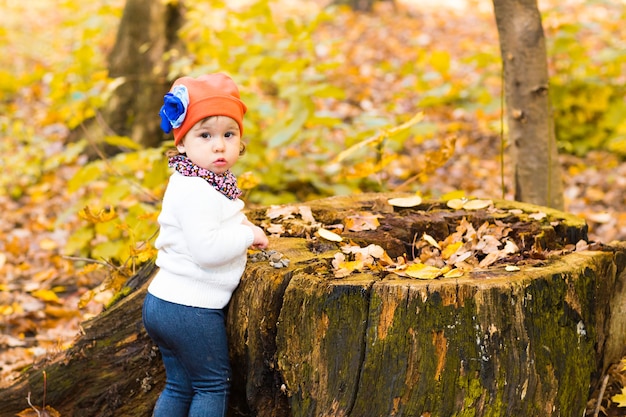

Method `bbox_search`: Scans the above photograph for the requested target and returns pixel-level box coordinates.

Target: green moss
[522,271,597,416]
[105,286,133,308]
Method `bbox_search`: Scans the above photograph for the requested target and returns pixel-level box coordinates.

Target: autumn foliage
[2,0,626,414]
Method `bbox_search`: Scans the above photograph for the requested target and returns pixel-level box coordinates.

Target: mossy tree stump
[229,194,626,417]
[1,194,625,417]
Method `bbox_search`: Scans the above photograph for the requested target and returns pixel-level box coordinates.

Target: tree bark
[80,0,183,152]
[492,0,564,209]
[330,0,394,12]
[1,194,624,417]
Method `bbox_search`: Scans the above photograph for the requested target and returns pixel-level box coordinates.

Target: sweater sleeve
[173,176,255,268]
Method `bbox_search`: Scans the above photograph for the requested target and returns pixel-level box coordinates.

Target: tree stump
[1,193,625,417]
[229,194,626,417]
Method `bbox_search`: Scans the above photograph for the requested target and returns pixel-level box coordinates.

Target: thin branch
[593,374,610,417]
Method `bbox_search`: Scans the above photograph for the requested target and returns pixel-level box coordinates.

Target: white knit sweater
[149,171,254,309]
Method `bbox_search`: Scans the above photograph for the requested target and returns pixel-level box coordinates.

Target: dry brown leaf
[478,251,502,268]
[345,212,380,231]
[17,405,61,417]
[529,212,547,221]
[297,206,317,224]
[266,205,297,220]
[266,223,285,235]
[476,235,501,254]
[575,239,590,251]
[503,240,519,254]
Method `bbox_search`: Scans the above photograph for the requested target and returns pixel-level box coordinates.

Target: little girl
[143,73,269,417]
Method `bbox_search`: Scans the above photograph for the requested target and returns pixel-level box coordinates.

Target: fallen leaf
[505,265,520,271]
[17,405,61,417]
[612,387,626,408]
[318,228,343,242]
[31,289,60,303]
[443,268,464,278]
[388,195,422,207]
[39,238,59,251]
[297,206,317,224]
[503,240,519,254]
[476,235,501,254]
[575,240,589,251]
[78,205,117,223]
[528,212,547,221]
[345,212,380,231]
[406,264,443,280]
[462,199,493,210]
[585,212,613,224]
[441,241,463,260]
[267,223,285,235]
[447,198,466,209]
[478,251,503,268]
[266,205,297,220]
[422,233,441,249]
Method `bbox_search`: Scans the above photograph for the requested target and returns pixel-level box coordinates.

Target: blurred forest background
[0,0,625,397]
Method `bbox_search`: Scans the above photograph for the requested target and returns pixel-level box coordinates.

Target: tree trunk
[1,194,624,417]
[492,0,564,210]
[330,0,394,12]
[80,0,183,152]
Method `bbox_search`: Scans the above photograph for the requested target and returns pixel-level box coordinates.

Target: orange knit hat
[159,73,247,145]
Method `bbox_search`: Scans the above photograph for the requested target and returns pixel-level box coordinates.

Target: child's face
[176,116,241,174]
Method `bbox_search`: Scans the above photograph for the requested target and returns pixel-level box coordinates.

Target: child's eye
[224,132,233,138]
[200,132,211,139]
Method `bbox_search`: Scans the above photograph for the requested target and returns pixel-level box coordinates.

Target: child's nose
[213,137,225,151]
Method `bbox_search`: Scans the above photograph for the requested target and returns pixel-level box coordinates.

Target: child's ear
[176,143,186,154]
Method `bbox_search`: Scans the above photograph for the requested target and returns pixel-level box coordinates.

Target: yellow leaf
[612,387,626,407]
[39,238,59,251]
[405,263,443,280]
[17,405,61,417]
[79,205,118,224]
[238,171,261,190]
[443,268,464,278]
[442,241,463,260]
[31,289,60,303]
[318,228,343,242]
[104,135,142,150]
[388,195,422,208]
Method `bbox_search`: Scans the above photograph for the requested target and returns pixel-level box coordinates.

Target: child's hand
[243,219,269,249]
[250,225,269,249]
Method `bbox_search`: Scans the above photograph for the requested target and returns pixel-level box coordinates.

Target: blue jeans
[142,293,231,417]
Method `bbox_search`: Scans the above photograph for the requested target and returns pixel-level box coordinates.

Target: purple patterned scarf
[169,154,242,200]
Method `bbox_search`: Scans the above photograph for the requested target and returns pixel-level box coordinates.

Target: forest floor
[1,0,626,416]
